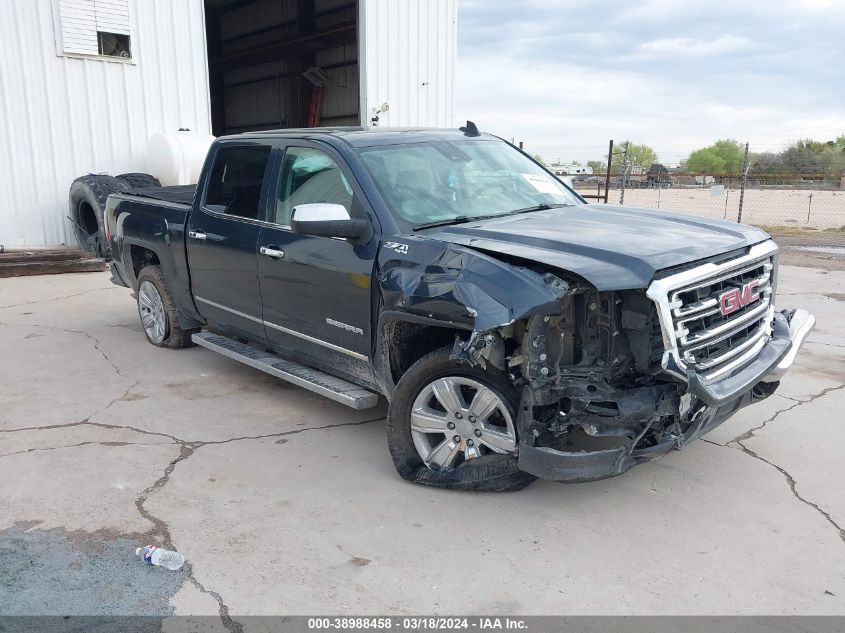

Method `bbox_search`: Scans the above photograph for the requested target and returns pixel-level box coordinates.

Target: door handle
[260,246,285,259]
[188,230,207,241]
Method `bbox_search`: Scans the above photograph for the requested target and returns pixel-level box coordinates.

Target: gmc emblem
[719,281,760,316]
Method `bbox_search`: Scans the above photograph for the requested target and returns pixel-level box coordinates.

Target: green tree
[710,139,745,171]
[820,135,845,174]
[780,139,827,173]
[683,139,745,174]
[751,151,784,174]
[533,154,548,166]
[587,160,606,174]
[684,148,726,173]
[620,142,658,169]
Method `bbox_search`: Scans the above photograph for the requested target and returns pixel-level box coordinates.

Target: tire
[116,172,162,189]
[386,346,536,492]
[68,175,129,257]
[136,265,196,348]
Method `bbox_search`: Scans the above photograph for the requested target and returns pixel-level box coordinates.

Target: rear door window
[204,145,272,220]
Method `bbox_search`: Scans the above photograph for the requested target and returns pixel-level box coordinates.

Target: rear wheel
[386,347,535,491]
[136,266,196,348]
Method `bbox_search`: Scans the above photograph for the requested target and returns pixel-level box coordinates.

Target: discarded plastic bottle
[136,545,185,571]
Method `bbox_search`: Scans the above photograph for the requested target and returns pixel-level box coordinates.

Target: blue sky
[455,0,845,165]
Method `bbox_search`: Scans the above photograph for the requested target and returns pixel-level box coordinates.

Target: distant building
[551,163,593,176]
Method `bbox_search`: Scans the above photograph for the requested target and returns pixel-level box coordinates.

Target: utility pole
[619,141,630,205]
[737,142,749,223]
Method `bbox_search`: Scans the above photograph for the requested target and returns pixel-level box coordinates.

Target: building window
[98,32,131,58]
[55,0,132,60]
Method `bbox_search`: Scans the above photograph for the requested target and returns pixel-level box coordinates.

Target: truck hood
[421,204,771,290]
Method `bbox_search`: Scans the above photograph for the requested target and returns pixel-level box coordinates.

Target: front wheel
[386,347,536,491]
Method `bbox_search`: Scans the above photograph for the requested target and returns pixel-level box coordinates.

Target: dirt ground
[762,226,845,271]
[618,188,845,230]
[1,267,844,626]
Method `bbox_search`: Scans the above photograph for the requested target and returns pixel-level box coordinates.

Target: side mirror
[290,203,371,242]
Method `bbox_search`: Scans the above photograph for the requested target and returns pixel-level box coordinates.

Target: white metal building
[0,0,457,249]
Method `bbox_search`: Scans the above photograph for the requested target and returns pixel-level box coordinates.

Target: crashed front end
[447,240,815,482]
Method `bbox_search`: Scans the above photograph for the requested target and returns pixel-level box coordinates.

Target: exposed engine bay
[450,271,793,481]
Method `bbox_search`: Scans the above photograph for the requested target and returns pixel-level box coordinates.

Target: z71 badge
[383,241,409,255]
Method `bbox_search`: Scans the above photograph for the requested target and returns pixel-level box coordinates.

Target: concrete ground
[1,267,844,624]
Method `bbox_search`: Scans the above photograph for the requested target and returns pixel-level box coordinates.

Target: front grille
[669,257,773,381]
[647,242,779,385]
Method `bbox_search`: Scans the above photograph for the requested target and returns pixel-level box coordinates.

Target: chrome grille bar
[700,337,769,383]
[674,297,718,318]
[679,295,771,347]
[669,262,773,307]
[672,269,771,320]
[693,321,770,371]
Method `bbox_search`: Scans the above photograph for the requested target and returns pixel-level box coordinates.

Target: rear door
[187,142,274,340]
[257,142,379,372]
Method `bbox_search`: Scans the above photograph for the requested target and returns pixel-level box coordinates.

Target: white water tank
[146,131,215,186]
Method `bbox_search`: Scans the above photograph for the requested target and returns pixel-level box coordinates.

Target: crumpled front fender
[378,240,574,332]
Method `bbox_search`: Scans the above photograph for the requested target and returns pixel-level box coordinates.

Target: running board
[192,332,379,410]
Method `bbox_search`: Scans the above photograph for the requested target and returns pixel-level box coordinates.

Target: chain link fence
[607,174,844,230]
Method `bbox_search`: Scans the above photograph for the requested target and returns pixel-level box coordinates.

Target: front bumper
[518,400,737,483]
[760,308,815,383]
[682,308,815,406]
[518,307,815,483]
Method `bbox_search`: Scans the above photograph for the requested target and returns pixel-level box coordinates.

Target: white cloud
[637,35,751,57]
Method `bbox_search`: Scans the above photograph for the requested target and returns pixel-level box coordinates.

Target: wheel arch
[123,239,204,331]
[375,312,473,397]
[128,243,161,284]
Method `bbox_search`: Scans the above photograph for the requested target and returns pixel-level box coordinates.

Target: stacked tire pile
[68,172,161,258]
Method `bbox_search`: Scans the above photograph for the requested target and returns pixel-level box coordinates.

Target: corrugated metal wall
[359,0,456,128]
[0,0,211,248]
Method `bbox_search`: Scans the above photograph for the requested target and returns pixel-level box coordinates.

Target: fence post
[619,141,630,205]
[737,142,749,223]
[604,140,614,204]
[807,192,813,224]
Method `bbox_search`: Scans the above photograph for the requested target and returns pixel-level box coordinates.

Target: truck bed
[125,185,197,206]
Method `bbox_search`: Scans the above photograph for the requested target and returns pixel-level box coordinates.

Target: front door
[186,142,273,341]
[257,143,378,375]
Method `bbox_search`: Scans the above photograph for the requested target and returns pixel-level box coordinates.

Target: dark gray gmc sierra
[103,125,815,491]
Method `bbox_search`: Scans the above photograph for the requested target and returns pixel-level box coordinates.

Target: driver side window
[204,144,271,219]
[275,147,354,226]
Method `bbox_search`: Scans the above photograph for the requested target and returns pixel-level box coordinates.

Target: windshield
[355,139,583,229]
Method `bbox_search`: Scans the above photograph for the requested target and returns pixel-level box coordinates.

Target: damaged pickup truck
[104,125,815,491]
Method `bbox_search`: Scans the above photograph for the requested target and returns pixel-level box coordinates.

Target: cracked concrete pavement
[1,266,844,623]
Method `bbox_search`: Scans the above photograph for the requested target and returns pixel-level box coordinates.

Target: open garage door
[204,0,360,135]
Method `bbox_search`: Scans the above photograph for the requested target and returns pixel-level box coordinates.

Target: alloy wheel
[138,280,167,344]
[410,376,517,471]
